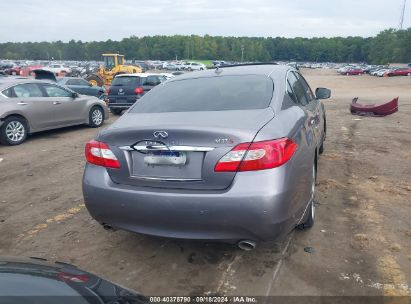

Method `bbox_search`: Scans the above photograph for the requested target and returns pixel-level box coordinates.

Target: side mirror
[316,88,331,99]
[72,92,79,99]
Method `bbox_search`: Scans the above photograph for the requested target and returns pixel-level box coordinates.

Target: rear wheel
[297,163,316,229]
[86,74,104,87]
[89,106,104,128]
[111,109,123,115]
[0,116,28,145]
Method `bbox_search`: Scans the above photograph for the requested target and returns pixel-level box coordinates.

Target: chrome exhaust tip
[237,240,256,251]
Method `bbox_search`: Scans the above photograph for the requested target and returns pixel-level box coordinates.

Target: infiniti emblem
[153,131,168,139]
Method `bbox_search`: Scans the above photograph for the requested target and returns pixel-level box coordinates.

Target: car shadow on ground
[25,124,92,142]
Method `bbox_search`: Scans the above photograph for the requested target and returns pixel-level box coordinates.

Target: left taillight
[214,138,297,172]
[85,140,120,169]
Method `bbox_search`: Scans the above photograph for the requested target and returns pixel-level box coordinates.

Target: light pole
[241,45,244,62]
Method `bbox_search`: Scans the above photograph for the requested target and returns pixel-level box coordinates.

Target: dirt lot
[0,69,410,297]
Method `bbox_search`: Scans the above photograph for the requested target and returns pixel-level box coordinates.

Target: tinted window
[287,72,308,106]
[130,75,274,113]
[66,79,77,85]
[112,76,139,86]
[294,72,315,102]
[13,83,43,98]
[286,80,297,103]
[65,79,87,86]
[42,84,72,97]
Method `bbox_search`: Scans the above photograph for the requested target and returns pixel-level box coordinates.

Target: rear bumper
[82,165,301,242]
[108,96,138,110]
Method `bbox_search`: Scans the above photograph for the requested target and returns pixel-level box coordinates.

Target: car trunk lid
[98,109,274,190]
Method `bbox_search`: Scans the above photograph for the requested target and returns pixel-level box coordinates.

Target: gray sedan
[0,78,109,145]
[82,64,330,249]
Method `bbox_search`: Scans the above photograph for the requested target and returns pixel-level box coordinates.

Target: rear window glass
[141,76,162,86]
[130,75,274,113]
[112,76,139,86]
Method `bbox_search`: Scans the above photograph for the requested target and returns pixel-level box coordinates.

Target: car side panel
[253,101,316,225]
[13,97,57,132]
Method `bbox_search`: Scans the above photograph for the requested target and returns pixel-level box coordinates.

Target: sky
[0,0,409,42]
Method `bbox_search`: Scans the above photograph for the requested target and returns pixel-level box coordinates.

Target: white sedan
[43,64,72,75]
[185,62,206,71]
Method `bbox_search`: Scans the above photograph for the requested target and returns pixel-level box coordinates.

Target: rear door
[286,72,317,206]
[10,83,55,131]
[294,71,323,147]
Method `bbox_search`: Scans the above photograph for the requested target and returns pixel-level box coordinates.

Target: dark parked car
[57,77,105,97]
[134,61,150,72]
[0,257,146,303]
[107,73,164,115]
[83,64,330,249]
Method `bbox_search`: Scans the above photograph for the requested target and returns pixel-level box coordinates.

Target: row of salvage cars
[338,65,411,77]
[1,64,333,251]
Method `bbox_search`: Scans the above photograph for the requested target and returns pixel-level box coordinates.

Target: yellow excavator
[86,54,143,87]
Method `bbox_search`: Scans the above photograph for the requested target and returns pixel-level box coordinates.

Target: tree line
[0,28,410,64]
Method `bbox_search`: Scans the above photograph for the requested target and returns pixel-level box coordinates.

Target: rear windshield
[111,76,139,86]
[130,75,274,113]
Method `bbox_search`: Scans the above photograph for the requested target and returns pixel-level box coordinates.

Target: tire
[86,74,104,87]
[111,109,123,115]
[89,106,104,128]
[0,116,28,145]
[297,163,316,230]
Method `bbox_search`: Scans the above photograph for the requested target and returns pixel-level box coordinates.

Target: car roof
[0,77,55,90]
[168,64,290,82]
[116,73,164,77]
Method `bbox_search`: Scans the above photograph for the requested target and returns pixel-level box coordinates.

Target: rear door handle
[53,101,61,105]
[17,102,28,106]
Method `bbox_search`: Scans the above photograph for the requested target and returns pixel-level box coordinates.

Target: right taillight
[134,87,144,94]
[214,138,297,172]
[85,140,120,169]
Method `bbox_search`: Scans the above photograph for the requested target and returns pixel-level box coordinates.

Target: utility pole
[241,45,244,62]
[398,0,407,30]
